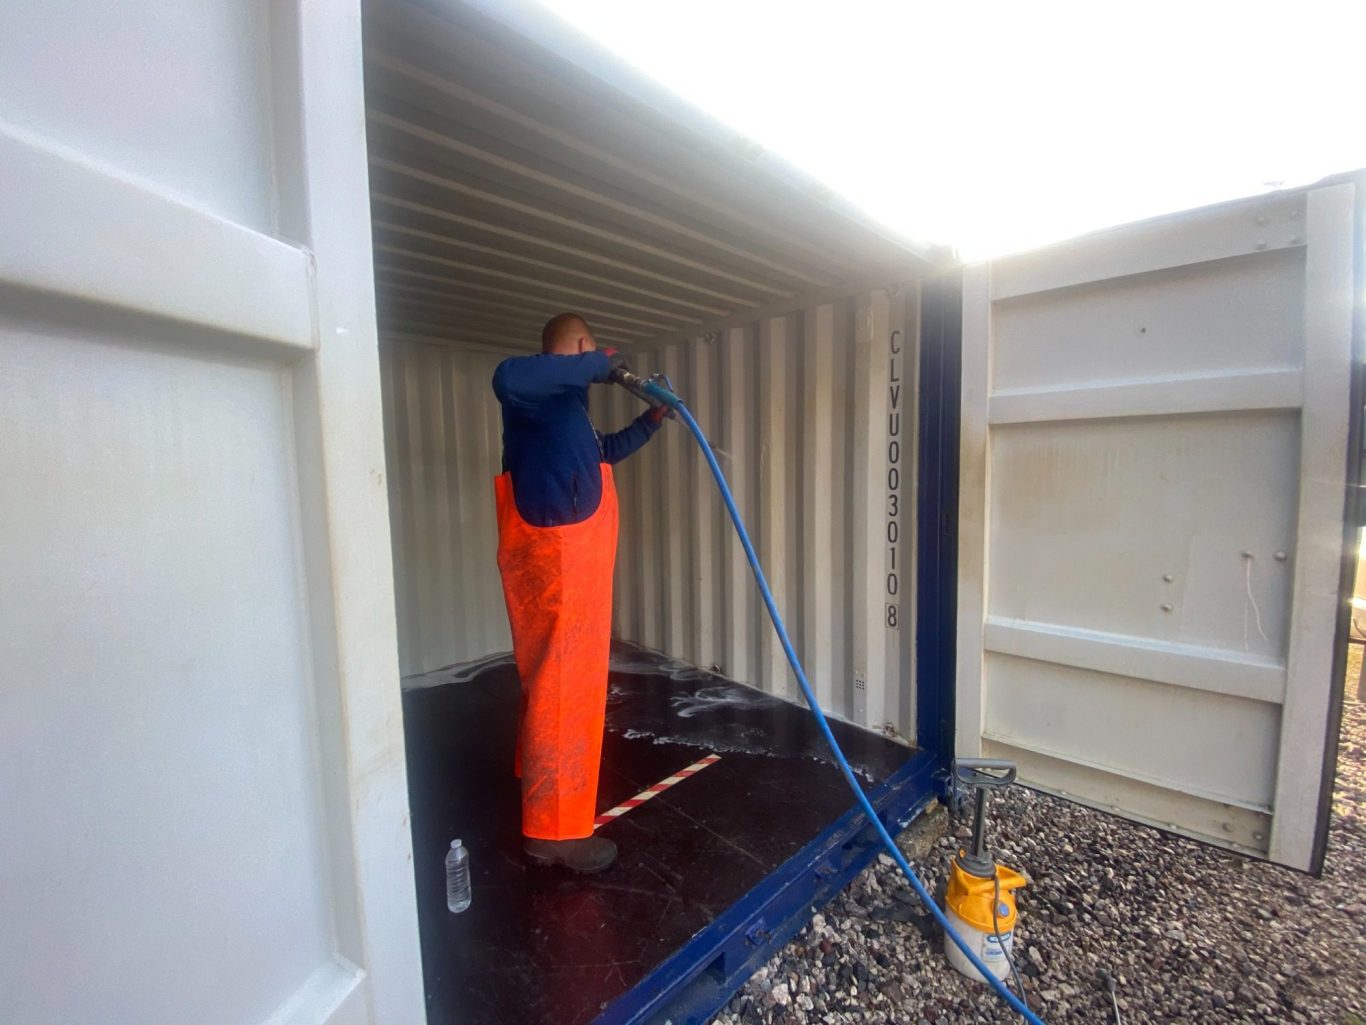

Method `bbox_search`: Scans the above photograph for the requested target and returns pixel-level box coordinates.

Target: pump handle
[952,758,1017,789]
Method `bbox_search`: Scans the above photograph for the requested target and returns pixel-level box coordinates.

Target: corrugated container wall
[365,0,941,739]
[380,338,512,675]
[598,290,922,739]
[380,282,922,740]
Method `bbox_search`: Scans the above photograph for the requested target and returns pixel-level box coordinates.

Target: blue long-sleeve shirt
[492,351,661,526]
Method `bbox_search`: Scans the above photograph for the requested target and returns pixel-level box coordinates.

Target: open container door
[1,2,423,1023]
[956,181,1359,872]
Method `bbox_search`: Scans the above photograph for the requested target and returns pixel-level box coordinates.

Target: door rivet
[1274,551,1287,561]
[1162,573,1174,583]
[1161,603,1174,613]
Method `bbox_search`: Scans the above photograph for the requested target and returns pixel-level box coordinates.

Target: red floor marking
[593,754,722,829]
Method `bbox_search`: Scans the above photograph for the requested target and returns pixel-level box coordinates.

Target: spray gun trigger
[609,363,679,419]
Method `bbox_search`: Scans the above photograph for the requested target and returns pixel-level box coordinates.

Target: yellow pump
[943,760,1028,983]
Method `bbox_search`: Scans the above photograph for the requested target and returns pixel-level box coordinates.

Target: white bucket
[943,905,1014,982]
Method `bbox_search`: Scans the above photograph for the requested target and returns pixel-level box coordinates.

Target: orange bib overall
[495,464,618,840]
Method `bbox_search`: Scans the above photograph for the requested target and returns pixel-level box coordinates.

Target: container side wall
[384,282,923,744]
[380,337,512,674]
[599,288,920,739]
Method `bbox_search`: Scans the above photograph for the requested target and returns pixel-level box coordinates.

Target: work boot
[523,836,618,874]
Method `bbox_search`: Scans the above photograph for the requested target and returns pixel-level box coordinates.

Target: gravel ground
[711,650,1366,1025]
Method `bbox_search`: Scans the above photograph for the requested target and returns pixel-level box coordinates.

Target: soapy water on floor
[614,724,878,782]
[605,654,881,780]
[403,644,881,780]
[403,647,728,690]
[669,685,784,718]
[606,649,736,685]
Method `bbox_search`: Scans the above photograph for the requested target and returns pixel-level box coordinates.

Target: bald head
[541,312,596,354]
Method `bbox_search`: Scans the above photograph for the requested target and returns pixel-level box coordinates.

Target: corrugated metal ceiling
[362,0,941,352]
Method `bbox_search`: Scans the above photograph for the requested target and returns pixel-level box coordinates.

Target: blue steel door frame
[913,272,963,761]
[593,273,966,1025]
[1316,171,1366,874]
[592,752,941,1025]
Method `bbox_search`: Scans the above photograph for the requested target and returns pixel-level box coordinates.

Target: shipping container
[1,2,1360,1025]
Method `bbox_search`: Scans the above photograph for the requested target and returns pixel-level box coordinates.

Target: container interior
[366,0,939,737]
[362,2,944,1021]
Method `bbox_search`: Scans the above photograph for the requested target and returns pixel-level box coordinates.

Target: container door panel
[0,3,423,1024]
[956,183,1357,871]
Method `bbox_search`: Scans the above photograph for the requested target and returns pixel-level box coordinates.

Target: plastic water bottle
[445,839,471,913]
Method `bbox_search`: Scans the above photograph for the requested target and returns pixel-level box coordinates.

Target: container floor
[401,644,915,1025]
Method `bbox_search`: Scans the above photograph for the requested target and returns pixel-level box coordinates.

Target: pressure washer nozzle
[609,363,680,416]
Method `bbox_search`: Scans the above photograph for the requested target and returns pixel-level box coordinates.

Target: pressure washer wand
[608,362,680,419]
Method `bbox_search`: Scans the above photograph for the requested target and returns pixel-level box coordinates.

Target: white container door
[0,4,424,1025]
[956,182,1357,872]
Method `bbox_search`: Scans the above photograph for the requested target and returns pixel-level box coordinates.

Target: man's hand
[601,347,631,384]
[600,349,671,423]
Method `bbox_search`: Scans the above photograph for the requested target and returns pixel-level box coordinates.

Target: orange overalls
[495,464,618,840]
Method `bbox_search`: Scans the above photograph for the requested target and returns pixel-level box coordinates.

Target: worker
[491,312,666,873]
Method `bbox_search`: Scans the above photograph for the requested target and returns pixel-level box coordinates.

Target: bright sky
[536,0,1366,260]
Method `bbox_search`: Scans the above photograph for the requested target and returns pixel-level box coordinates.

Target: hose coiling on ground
[662,394,1046,1025]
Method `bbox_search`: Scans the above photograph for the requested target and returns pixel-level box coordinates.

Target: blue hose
[655,390,1046,1025]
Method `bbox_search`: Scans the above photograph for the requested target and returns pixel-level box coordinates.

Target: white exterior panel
[957,185,1357,871]
[0,4,423,1024]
